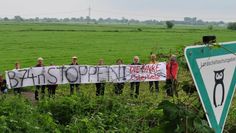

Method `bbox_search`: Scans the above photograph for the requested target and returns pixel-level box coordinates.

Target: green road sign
[185,41,236,133]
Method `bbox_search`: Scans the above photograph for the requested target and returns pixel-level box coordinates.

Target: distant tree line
[227,22,236,30]
[0,16,228,26]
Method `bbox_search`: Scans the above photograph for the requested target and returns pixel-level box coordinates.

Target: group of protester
[0,54,179,100]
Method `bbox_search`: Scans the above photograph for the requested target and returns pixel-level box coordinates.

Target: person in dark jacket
[69,56,80,95]
[35,57,46,100]
[114,59,125,95]
[166,55,179,97]
[130,56,141,98]
[47,63,58,98]
[149,54,159,94]
[47,84,57,98]
[0,74,7,94]
[96,59,105,96]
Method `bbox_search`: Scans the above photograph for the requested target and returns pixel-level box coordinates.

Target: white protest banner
[6,63,166,89]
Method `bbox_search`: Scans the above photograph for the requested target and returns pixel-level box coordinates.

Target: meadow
[0,22,236,133]
[0,22,236,70]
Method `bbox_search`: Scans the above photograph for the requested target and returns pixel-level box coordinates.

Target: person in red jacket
[166,55,179,97]
[0,74,7,94]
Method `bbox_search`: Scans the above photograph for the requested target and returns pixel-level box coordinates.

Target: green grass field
[0,23,236,71]
[0,22,236,132]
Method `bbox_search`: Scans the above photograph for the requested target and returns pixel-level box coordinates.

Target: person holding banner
[130,56,141,98]
[13,62,22,94]
[166,55,179,97]
[114,59,125,95]
[47,63,58,98]
[0,74,7,94]
[35,57,46,100]
[96,59,106,96]
[69,56,80,95]
[149,54,159,94]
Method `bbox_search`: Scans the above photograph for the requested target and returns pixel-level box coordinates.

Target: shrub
[137,28,143,32]
[154,100,214,133]
[227,22,236,30]
[0,96,58,133]
[208,25,213,30]
[166,21,174,29]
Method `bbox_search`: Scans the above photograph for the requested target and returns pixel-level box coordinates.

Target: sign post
[185,42,236,133]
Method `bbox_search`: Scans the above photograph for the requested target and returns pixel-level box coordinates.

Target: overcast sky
[0,0,235,22]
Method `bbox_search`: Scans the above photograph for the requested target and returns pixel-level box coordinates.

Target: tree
[227,22,236,30]
[3,17,9,21]
[121,17,128,24]
[166,21,174,29]
[14,16,24,21]
[35,17,39,22]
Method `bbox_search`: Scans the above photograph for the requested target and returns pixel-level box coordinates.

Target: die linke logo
[213,69,225,108]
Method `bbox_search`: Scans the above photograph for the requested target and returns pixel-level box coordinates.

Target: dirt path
[21,91,37,104]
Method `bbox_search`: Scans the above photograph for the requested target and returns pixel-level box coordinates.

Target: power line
[88,7,91,18]
[88,0,92,18]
